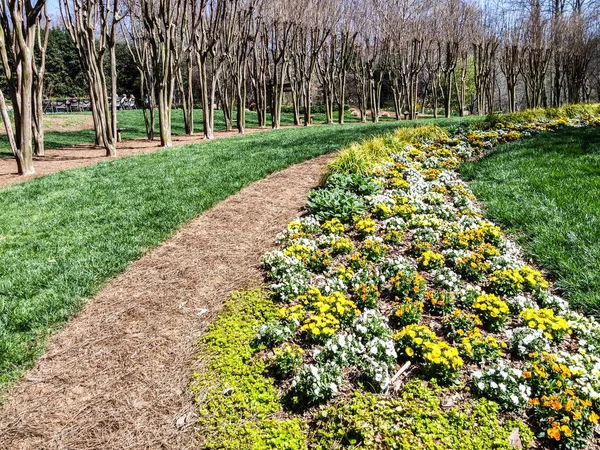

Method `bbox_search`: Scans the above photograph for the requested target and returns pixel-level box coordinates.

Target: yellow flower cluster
[422,168,440,181]
[488,268,525,296]
[444,223,503,250]
[330,237,354,255]
[321,218,345,235]
[371,202,393,219]
[423,290,455,315]
[333,264,354,282]
[393,202,417,219]
[284,243,313,263]
[390,272,426,301]
[284,220,307,240]
[298,288,360,341]
[521,308,571,341]
[460,328,505,362]
[418,250,445,269]
[471,294,510,331]
[387,177,410,190]
[394,324,463,382]
[360,238,388,261]
[354,217,376,236]
[422,341,464,374]
[279,288,359,342]
[529,387,599,443]
[519,266,549,291]
[392,298,423,327]
[273,342,304,359]
[394,324,438,359]
[453,252,490,280]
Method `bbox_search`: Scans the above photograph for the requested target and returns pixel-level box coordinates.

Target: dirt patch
[0,153,331,449]
[0,127,277,189]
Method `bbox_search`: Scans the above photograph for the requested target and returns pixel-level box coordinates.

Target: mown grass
[0,108,398,158]
[461,125,600,316]
[1,119,476,389]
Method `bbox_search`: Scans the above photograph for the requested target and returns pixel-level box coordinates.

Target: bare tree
[0,0,47,175]
[122,7,155,140]
[32,6,49,156]
[139,0,185,146]
[61,0,123,157]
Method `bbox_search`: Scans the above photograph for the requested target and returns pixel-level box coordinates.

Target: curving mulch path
[0,127,277,189]
[0,153,332,449]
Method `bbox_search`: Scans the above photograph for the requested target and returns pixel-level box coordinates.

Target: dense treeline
[43,28,138,99]
[0,0,598,175]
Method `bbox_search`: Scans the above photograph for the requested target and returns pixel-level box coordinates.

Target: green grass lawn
[0,118,472,389]
[0,108,399,158]
[461,125,600,316]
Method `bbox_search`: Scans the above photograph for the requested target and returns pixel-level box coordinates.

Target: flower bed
[257,111,600,449]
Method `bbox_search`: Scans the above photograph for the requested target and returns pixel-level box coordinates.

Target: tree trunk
[338,71,346,124]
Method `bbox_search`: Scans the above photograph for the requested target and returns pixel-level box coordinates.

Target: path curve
[0,127,277,189]
[0,153,332,449]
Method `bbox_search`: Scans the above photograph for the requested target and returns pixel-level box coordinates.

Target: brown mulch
[0,153,333,450]
[0,127,275,189]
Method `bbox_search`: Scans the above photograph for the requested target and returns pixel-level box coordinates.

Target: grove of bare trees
[1,0,599,175]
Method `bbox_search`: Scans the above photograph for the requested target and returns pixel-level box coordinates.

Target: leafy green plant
[191,289,307,449]
[311,380,533,449]
[270,343,304,378]
[306,188,366,223]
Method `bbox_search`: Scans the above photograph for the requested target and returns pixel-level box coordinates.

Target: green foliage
[191,288,307,450]
[485,104,600,128]
[325,124,452,178]
[461,125,600,316]
[307,188,366,223]
[325,138,392,177]
[43,28,87,97]
[310,379,533,449]
[391,123,449,144]
[0,120,410,387]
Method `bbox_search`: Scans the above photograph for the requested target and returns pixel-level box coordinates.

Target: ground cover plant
[0,120,451,390]
[193,105,600,449]
[461,125,600,317]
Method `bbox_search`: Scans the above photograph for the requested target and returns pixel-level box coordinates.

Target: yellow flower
[406,347,414,357]
[547,424,561,441]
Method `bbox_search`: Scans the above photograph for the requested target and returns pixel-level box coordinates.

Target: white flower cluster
[554,351,600,401]
[255,320,295,347]
[262,250,310,299]
[473,360,531,408]
[507,327,550,358]
[505,295,539,315]
[292,363,342,404]
[537,292,570,316]
[430,267,462,291]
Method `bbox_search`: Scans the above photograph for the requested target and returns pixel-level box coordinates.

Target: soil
[0,127,276,189]
[0,153,333,450]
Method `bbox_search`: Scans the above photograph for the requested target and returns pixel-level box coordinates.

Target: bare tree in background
[0,0,47,175]
[61,0,123,157]
[139,0,184,146]
[32,6,49,156]
[520,0,551,108]
[122,7,155,140]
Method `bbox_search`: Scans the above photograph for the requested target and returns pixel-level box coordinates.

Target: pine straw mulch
[0,153,333,450]
[0,127,277,189]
